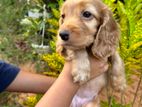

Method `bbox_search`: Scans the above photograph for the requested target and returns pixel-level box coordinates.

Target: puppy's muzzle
[59,30,70,41]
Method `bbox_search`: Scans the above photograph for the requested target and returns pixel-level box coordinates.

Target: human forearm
[35,62,79,107]
[6,71,56,93]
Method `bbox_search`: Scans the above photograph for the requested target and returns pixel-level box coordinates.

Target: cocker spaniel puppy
[56,0,126,106]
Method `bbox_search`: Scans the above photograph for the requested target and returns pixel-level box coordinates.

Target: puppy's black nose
[59,31,69,41]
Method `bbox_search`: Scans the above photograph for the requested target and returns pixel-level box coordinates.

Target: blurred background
[0,0,142,107]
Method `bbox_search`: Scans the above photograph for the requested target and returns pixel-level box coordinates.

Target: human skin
[6,71,56,94]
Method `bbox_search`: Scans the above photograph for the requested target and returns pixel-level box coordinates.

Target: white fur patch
[72,50,91,84]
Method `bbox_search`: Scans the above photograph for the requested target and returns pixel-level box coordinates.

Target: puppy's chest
[77,73,106,97]
[71,74,106,107]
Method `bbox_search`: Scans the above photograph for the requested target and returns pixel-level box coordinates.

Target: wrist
[60,62,80,89]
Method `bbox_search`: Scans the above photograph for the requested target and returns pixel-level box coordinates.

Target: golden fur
[56,0,126,106]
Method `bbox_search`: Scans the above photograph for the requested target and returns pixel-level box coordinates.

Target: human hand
[89,56,108,79]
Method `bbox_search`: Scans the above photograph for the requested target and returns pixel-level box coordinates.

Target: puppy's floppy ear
[91,8,119,58]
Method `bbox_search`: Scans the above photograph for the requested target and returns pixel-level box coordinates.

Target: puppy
[56,0,126,106]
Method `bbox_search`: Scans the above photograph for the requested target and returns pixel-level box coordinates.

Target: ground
[100,74,142,107]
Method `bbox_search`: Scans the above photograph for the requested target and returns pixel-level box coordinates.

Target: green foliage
[20,0,63,47]
[46,8,60,35]
[39,0,64,77]
[24,95,42,107]
[46,0,63,35]
[0,0,36,64]
[20,0,64,75]
[0,0,27,34]
[20,0,47,45]
[0,34,35,64]
[21,1,64,105]
[41,52,64,77]
[103,0,117,13]
[101,97,131,107]
[116,0,142,77]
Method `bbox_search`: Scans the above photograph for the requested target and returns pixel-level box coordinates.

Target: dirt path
[100,75,142,107]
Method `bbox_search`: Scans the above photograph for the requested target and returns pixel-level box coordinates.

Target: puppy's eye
[61,14,65,19]
[82,11,92,18]
[82,11,94,20]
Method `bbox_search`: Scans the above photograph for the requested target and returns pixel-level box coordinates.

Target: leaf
[117,1,126,15]
[58,0,64,8]
[47,19,59,27]
[134,3,142,14]
[47,29,57,34]
[52,8,60,19]
[129,41,142,51]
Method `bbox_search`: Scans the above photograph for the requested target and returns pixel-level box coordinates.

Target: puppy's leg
[72,49,90,85]
[110,52,126,91]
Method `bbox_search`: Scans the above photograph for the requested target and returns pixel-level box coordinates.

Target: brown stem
[132,74,142,107]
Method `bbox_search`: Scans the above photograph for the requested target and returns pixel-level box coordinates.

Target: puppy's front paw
[72,70,90,85]
[71,49,90,85]
[111,76,126,92]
